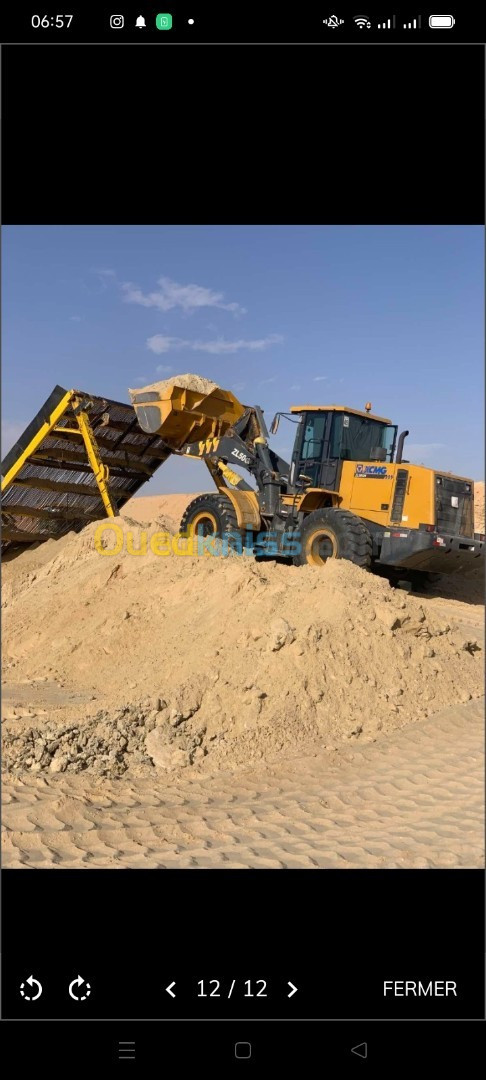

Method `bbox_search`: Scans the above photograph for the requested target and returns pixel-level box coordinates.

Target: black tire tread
[179,492,239,536]
[294,507,372,569]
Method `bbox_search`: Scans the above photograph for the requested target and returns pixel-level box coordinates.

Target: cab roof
[289,404,393,424]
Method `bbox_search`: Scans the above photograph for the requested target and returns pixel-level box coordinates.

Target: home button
[235,1041,252,1060]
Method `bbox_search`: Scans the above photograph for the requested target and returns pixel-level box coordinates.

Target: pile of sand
[474,482,484,533]
[2,511,483,779]
[129,373,218,401]
[121,493,198,534]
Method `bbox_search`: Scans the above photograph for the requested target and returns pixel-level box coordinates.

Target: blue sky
[2,225,484,491]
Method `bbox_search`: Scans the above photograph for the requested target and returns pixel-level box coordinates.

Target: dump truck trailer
[2,375,484,579]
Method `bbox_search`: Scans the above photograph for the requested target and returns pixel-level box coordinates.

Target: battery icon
[429,15,455,27]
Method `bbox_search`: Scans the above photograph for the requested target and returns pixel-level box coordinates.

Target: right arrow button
[287,981,298,998]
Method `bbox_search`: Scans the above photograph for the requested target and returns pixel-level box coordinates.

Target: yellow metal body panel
[290,405,392,424]
[281,488,341,512]
[338,460,396,527]
[1,389,74,491]
[386,465,435,529]
[299,487,341,512]
[336,461,474,530]
[224,489,261,530]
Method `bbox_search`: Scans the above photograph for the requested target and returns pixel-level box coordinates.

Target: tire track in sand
[2,698,483,870]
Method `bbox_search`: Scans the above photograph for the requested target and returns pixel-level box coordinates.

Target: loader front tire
[293,508,372,569]
[179,493,246,551]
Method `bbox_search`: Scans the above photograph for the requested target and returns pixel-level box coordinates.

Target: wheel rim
[305,528,337,565]
[189,511,219,536]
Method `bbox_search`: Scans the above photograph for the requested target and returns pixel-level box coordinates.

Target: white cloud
[131,375,149,384]
[233,382,246,392]
[147,333,283,356]
[195,335,283,354]
[70,315,82,322]
[155,364,174,374]
[147,336,180,355]
[289,384,301,390]
[91,268,116,291]
[259,376,277,385]
[122,276,246,316]
[313,376,328,382]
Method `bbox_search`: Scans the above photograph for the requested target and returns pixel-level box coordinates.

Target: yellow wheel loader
[2,373,483,580]
[129,375,484,580]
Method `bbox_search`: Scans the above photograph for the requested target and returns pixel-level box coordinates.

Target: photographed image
[2,225,484,870]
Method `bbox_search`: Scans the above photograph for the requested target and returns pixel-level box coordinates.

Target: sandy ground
[2,490,484,870]
[2,697,483,869]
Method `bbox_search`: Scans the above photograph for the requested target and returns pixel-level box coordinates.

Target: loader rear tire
[179,493,247,551]
[293,508,372,569]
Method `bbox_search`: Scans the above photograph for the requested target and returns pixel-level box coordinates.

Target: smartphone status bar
[2,10,485,44]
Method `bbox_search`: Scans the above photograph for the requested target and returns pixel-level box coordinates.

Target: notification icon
[156,13,173,29]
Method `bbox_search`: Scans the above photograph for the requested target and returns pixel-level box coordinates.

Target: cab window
[301,414,326,459]
[340,415,396,462]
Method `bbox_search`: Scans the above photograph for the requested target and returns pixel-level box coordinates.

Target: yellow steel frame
[53,427,83,437]
[73,398,116,517]
[2,389,116,518]
[1,389,74,492]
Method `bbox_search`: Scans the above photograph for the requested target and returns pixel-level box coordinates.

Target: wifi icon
[354,16,371,29]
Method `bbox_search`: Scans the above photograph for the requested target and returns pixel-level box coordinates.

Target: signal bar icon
[403,16,422,29]
[377,17,396,29]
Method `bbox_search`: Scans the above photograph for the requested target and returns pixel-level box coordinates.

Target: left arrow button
[165,981,176,998]
[20,975,43,1002]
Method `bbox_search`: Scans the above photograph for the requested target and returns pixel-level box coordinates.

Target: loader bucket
[128,374,247,451]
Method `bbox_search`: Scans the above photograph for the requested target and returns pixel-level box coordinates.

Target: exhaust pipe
[396,430,409,464]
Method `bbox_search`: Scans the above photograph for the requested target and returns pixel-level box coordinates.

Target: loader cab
[289,407,397,491]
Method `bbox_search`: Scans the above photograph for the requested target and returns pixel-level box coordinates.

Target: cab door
[294,411,338,489]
